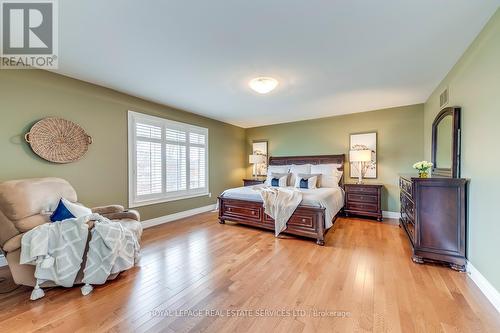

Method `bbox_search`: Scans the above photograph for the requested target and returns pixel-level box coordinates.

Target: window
[128,111,209,207]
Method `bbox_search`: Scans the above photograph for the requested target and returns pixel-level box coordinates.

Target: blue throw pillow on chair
[50,199,75,222]
[50,198,92,222]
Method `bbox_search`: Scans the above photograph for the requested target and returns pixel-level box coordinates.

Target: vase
[419,171,429,178]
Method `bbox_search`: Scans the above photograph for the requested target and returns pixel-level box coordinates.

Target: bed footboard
[218,196,332,245]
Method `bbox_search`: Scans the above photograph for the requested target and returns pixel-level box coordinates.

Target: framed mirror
[431,107,461,178]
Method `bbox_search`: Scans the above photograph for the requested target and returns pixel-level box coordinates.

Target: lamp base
[357,162,364,185]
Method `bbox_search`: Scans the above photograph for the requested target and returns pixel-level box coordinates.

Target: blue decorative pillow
[50,198,92,222]
[299,178,309,189]
[271,178,280,186]
[50,199,76,222]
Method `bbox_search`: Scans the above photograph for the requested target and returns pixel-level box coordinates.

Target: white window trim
[128,111,209,208]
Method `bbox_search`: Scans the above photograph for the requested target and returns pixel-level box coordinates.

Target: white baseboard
[383,211,401,219]
[467,261,500,313]
[142,204,217,229]
[0,254,7,267]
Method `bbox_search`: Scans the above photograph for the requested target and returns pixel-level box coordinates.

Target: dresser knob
[302,218,306,222]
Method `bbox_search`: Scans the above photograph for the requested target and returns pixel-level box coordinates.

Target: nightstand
[243,178,265,186]
[344,183,383,221]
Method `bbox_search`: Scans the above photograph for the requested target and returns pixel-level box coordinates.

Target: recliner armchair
[0,177,142,287]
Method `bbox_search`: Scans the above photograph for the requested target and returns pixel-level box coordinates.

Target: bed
[217,154,345,245]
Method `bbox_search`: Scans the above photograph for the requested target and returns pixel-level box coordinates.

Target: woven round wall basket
[25,117,93,163]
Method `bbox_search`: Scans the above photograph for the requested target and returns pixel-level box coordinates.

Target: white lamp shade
[249,154,266,164]
[349,149,372,162]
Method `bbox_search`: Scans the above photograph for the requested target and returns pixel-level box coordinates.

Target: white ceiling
[56,1,500,128]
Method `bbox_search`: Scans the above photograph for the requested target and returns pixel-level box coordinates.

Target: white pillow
[61,198,92,217]
[289,164,312,186]
[270,174,289,187]
[265,165,290,185]
[294,175,318,189]
[310,164,343,187]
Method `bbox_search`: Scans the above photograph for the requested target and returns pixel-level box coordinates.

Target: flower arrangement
[413,161,433,178]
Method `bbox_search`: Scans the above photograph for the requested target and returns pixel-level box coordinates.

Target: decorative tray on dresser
[399,174,468,271]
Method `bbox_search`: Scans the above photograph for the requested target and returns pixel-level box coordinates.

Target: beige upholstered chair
[0,177,142,287]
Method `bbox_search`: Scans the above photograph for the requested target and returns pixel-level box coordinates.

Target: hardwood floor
[0,213,499,332]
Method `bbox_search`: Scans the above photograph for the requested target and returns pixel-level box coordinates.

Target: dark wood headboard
[268,154,345,186]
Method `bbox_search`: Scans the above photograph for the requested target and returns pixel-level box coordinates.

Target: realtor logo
[1,0,58,69]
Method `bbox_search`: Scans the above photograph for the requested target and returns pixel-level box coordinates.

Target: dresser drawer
[400,192,414,217]
[405,203,415,222]
[345,185,379,194]
[401,216,415,243]
[399,177,413,197]
[346,193,378,204]
[346,202,378,213]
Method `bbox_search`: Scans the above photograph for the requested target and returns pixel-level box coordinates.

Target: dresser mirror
[431,107,461,177]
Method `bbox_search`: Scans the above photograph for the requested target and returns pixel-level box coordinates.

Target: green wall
[3,9,499,294]
[424,9,500,291]
[0,70,245,220]
[246,104,424,212]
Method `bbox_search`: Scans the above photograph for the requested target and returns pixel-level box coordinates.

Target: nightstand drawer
[345,185,379,194]
[346,193,378,204]
[346,202,379,212]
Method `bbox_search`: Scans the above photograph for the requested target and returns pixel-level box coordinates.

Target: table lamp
[249,154,266,177]
[349,149,372,184]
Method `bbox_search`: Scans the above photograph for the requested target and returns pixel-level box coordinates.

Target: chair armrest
[2,233,23,253]
[91,205,125,215]
[102,210,140,222]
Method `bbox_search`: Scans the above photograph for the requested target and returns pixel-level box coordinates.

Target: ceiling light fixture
[249,77,278,94]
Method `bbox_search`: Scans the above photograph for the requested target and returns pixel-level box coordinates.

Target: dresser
[399,175,468,271]
[242,178,265,186]
[344,183,383,221]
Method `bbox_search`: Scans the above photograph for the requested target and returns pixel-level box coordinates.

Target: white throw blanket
[20,217,89,288]
[82,214,140,294]
[253,186,303,236]
[20,214,140,300]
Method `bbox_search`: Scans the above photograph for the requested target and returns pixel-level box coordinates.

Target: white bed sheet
[220,185,344,229]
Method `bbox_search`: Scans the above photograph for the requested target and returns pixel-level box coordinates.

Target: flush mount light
[249,77,278,94]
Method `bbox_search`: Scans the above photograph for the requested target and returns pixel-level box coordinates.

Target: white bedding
[220,185,344,229]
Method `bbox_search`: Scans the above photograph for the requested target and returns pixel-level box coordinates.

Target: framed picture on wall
[252,140,268,176]
[350,132,377,179]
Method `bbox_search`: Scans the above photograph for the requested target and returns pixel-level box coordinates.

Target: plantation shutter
[165,127,187,192]
[189,131,207,190]
[129,111,209,207]
[135,123,163,197]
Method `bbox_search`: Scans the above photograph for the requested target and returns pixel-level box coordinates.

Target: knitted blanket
[20,214,140,300]
[253,186,303,236]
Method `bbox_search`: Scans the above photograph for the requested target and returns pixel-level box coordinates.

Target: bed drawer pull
[227,208,232,212]
[251,211,256,215]
[302,218,307,223]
